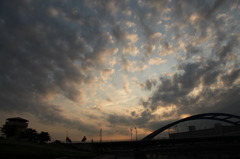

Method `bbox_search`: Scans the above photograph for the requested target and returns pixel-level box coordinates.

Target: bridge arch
[142,113,240,141]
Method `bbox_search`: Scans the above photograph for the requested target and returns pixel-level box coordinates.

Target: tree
[81,136,87,142]
[1,124,17,138]
[39,131,51,143]
[20,128,38,141]
[66,136,72,143]
[1,123,51,143]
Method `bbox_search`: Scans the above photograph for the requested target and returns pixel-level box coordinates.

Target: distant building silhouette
[169,123,240,139]
[3,117,28,139]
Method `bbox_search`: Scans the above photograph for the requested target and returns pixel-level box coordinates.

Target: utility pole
[100,128,102,143]
[135,127,138,141]
[130,128,133,141]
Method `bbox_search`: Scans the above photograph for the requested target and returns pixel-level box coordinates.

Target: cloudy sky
[0,0,240,141]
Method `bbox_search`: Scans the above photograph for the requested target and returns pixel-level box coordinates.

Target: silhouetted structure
[142,113,240,140]
[66,136,72,143]
[73,113,240,159]
[1,117,28,139]
[100,128,102,143]
[169,123,240,139]
[81,136,87,142]
[66,131,72,143]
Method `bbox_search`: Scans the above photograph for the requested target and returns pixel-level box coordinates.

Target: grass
[0,139,98,159]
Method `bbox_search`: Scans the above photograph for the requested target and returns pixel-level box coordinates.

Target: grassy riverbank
[0,139,98,159]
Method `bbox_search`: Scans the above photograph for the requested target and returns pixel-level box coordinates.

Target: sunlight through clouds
[0,0,240,141]
[148,57,166,65]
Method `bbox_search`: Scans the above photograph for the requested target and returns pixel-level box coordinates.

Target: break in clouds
[0,0,240,135]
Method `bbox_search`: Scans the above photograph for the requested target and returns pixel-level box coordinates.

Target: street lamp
[135,127,138,141]
[100,128,102,143]
[130,128,133,141]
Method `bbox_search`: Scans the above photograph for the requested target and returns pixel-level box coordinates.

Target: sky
[0,0,240,141]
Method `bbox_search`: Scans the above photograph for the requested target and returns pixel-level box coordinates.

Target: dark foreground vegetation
[0,139,98,159]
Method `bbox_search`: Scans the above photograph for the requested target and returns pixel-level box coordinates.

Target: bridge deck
[73,136,240,159]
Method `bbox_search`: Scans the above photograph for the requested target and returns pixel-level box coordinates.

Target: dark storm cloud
[107,108,155,129]
[140,79,157,91]
[0,0,124,131]
[33,103,98,134]
[221,68,240,86]
[1,0,240,137]
[121,0,240,133]
[141,54,240,122]
[169,0,230,46]
[105,0,240,134]
[172,0,226,20]
[142,37,240,115]
[137,0,168,38]
[185,43,201,59]
[107,108,180,135]
[134,57,240,132]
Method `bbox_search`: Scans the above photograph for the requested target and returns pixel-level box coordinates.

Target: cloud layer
[0,0,240,139]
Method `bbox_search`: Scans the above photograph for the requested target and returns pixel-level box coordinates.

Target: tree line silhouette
[1,124,51,143]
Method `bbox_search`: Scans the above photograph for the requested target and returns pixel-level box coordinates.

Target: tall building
[3,117,28,139]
